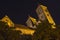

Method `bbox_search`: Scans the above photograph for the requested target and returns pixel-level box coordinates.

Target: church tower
[36,5,56,28]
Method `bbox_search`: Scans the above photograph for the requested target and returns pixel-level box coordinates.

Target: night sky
[0,0,60,25]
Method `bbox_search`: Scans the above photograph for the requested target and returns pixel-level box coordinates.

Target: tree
[32,20,60,40]
[0,21,21,40]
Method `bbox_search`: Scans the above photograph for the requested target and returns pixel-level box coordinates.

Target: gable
[1,15,14,27]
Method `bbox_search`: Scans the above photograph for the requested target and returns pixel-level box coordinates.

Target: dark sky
[0,0,60,25]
